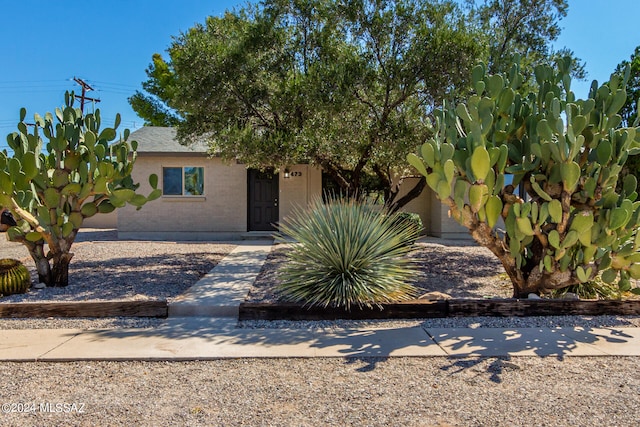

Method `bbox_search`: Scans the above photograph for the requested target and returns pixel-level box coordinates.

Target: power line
[0,79,138,92]
[0,79,140,98]
[73,77,101,113]
[0,79,69,84]
[90,80,139,90]
[0,78,143,131]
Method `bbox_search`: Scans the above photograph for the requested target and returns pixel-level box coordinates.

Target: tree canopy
[130,0,578,209]
[464,0,584,84]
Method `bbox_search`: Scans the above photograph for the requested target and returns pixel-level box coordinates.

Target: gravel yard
[1,232,640,426]
[248,240,512,304]
[0,230,235,330]
[1,357,639,427]
[245,239,640,329]
[2,233,640,330]
[0,230,236,302]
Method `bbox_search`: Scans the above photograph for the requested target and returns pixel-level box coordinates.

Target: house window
[163,167,204,196]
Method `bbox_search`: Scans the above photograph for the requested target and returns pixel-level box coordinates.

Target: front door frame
[247,169,279,231]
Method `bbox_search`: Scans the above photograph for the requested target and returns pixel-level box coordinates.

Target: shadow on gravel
[249,242,513,303]
[344,356,389,372]
[439,357,521,384]
[1,251,231,302]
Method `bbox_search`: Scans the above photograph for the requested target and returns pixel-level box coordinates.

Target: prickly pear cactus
[408,58,640,297]
[0,259,31,296]
[0,92,161,287]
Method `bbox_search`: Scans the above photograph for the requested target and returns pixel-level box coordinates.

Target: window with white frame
[162,167,204,196]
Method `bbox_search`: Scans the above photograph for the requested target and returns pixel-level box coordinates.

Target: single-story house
[85,126,469,240]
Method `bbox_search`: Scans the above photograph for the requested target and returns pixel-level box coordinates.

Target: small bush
[550,277,620,300]
[276,197,419,310]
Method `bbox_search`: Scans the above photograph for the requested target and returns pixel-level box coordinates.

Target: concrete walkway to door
[168,241,273,318]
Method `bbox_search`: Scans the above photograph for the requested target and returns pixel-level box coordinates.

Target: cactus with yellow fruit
[0,92,160,287]
[408,58,640,297]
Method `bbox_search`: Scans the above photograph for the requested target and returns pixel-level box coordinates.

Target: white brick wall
[115,154,469,240]
[279,165,322,223]
[118,156,248,234]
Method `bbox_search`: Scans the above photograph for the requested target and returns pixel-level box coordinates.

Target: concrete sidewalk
[2,318,640,361]
[1,240,640,361]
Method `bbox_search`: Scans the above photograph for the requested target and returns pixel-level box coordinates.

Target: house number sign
[290,171,302,177]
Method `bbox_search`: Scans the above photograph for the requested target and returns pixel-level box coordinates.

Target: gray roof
[128,126,209,154]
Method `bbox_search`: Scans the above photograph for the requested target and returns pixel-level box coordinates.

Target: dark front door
[248,169,279,231]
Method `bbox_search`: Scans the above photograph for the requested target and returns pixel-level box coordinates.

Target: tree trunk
[27,243,52,285]
[50,253,73,287]
[386,177,426,213]
[510,267,575,298]
[509,272,540,298]
[475,231,576,298]
[25,237,76,287]
[48,234,77,287]
[442,195,577,298]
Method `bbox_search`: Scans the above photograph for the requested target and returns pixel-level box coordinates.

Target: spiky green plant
[276,196,420,310]
[0,259,31,296]
[551,276,621,300]
[392,212,424,244]
[1,92,160,286]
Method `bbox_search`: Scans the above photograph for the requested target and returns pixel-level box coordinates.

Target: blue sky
[1,0,638,151]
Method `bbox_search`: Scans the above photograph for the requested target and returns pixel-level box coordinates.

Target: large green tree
[130,0,576,209]
[131,0,485,209]
[464,0,584,81]
[128,53,182,127]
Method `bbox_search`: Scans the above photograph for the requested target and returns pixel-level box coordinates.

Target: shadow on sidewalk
[431,326,636,382]
[60,318,639,381]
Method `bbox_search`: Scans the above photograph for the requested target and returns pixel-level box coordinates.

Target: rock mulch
[1,358,639,427]
[0,231,236,302]
[0,230,235,329]
[1,234,640,426]
[247,240,514,304]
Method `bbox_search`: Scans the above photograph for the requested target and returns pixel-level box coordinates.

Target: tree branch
[228,84,272,129]
[317,156,350,192]
[387,176,426,213]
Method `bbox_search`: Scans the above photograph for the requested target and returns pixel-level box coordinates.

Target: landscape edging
[0,300,168,318]
[238,299,640,321]
[2,298,639,320]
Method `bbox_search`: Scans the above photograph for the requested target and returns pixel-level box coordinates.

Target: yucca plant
[392,212,424,245]
[276,196,420,310]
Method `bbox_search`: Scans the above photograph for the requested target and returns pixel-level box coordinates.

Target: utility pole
[73,77,100,113]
